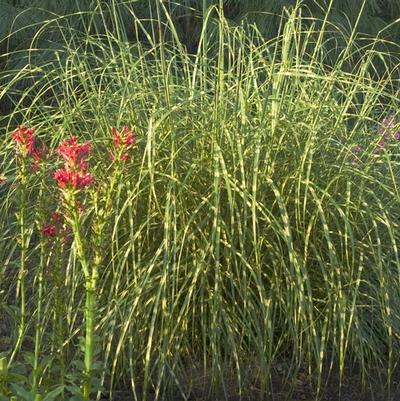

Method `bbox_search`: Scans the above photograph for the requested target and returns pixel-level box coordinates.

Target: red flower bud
[41,225,57,237]
[111,126,136,162]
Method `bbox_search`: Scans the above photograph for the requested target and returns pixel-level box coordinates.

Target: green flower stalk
[42,213,68,395]
[31,148,53,398]
[70,205,94,400]
[53,228,67,393]
[53,136,94,399]
[32,196,45,396]
[9,126,43,366]
[13,155,27,359]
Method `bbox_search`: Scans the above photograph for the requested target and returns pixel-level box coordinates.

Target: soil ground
[101,364,400,401]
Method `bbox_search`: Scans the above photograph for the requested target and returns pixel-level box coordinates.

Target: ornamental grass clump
[0,1,399,400]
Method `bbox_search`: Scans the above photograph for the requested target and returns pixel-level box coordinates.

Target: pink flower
[378,114,396,135]
[395,132,400,140]
[352,144,362,154]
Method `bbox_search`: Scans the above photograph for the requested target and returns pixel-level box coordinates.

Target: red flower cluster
[41,225,57,237]
[111,126,136,161]
[11,126,45,170]
[54,136,94,190]
[57,136,92,169]
[12,126,37,156]
[54,169,93,189]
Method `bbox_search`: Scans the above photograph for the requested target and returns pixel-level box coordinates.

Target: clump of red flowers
[110,126,136,161]
[54,136,94,190]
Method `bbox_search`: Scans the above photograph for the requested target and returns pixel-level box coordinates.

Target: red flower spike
[112,132,123,148]
[11,126,43,161]
[12,126,35,147]
[54,136,94,191]
[41,211,66,238]
[57,136,92,169]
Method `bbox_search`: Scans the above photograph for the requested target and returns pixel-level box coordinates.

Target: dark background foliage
[1,0,399,50]
[0,0,399,117]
